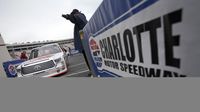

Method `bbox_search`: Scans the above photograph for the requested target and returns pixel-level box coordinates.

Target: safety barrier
[82,0,200,77]
[3,59,25,77]
[0,34,12,77]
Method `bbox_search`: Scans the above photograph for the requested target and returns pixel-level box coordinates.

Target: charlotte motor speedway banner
[82,0,200,77]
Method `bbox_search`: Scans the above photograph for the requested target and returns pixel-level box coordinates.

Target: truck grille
[21,60,55,75]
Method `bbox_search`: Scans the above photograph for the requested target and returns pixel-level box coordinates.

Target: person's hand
[62,14,70,20]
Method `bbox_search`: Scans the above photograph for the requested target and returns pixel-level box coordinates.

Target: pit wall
[82,0,200,77]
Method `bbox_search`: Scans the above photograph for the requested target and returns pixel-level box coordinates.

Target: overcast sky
[0,0,102,44]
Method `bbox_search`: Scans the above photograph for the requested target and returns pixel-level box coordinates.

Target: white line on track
[68,62,86,68]
[66,70,90,77]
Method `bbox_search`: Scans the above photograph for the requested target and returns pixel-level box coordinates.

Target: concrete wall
[0,34,11,77]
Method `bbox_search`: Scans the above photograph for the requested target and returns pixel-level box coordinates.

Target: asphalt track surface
[61,53,91,77]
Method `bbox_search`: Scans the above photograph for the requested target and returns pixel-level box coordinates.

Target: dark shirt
[68,12,88,53]
[20,53,28,60]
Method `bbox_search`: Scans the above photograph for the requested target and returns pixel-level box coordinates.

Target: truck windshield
[29,45,61,59]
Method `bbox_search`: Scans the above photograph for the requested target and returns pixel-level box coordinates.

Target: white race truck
[16,43,69,77]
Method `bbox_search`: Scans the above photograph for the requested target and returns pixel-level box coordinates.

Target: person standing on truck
[62,9,91,75]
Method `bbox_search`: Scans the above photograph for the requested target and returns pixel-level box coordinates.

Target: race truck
[16,43,69,77]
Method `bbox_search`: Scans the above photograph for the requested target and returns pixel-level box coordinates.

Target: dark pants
[82,50,91,71]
